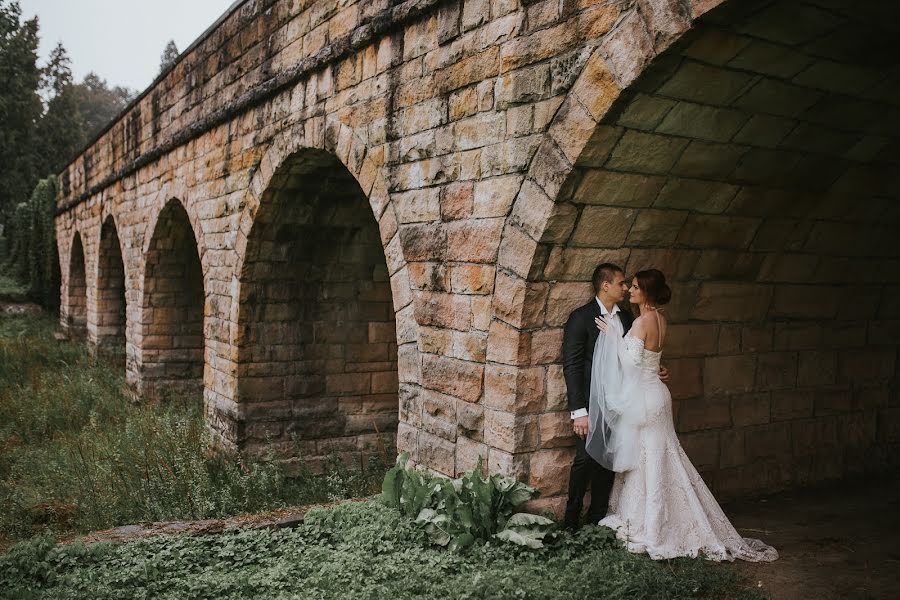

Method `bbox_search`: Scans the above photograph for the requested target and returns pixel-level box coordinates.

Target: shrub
[381,454,556,550]
[1,177,60,311]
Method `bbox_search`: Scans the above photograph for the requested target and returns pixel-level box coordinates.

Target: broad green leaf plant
[381,453,556,550]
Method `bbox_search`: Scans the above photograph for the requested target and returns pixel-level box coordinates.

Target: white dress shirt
[571,299,622,420]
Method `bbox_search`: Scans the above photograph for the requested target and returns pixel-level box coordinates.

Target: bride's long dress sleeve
[589,328,778,562]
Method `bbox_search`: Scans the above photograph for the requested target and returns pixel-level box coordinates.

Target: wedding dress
[587,312,778,562]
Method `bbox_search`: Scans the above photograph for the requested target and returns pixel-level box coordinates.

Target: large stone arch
[216,120,413,465]
[491,0,900,501]
[138,197,206,401]
[94,215,127,359]
[64,231,88,338]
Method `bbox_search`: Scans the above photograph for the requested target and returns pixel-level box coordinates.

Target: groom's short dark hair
[592,263,624,293]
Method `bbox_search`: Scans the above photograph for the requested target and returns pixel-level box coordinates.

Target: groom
[561,263,667,529]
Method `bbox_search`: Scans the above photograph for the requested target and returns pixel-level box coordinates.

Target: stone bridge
[55,0,900,508]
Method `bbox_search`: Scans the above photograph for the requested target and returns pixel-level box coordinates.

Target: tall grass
[0,313,385,543]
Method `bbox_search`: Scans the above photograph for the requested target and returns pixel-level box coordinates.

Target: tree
[37,42,83,175]
[0,0,42,220]
[159,39,179,75]
[75,72,133,140]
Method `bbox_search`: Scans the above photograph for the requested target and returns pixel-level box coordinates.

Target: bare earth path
[727,474,900,600]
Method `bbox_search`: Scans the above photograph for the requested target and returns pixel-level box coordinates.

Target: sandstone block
[546,282,594,327]
[665,324,720,358]
[446,218,504,263]
[731,393,771,427]
[678,396,732,431]
[483,363,545,413]
[625,209,688,246]
[413,291,472,332]
[704,354,756,396]
[545,364,568,411]
[493,271,548,329]
[539,411,574,448]
[573,170,665,207]
[450,263,495,294]
[570,206,636,247]
[658,61,755,106]
[399,223,447,262]
[455,435,489,474]
[457,402,485,441]
[486,320,532,366]
[527,448,573,496]
[657,101,749,143]
[690,282,773,322]
[417,430,457,475]
[605,130,690,174]
[421,353,484,402]
[617,93,676,130]
[653,178,739,214]
[484,410,538,453]
[678,430,720,471]
[495,64,551,109]
[664,357,703,400]
[755,352,798,391]
[543,247,632,281]
[474,174,523,218]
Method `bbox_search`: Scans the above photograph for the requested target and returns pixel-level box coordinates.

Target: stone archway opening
[66,233,87,338]
[140,199,204,402]
[523,0,900,500]
[96,217,126,362]
[236,149,398,470]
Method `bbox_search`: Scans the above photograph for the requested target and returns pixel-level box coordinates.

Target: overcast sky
[20,0,235,93]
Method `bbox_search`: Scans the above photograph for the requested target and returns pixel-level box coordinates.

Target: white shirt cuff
[570,408,588,420]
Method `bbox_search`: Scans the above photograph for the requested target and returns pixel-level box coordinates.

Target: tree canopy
[0,0,137,218]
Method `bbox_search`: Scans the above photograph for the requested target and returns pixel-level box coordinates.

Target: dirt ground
[725,474,900,600]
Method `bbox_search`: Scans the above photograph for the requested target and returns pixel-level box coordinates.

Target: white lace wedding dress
[596,332,778,562]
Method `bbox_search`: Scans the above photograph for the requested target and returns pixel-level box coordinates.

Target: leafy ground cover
[0,313,384,545]
[0,500,765,600]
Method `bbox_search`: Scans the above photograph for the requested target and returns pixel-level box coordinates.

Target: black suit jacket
[562,299,634,413]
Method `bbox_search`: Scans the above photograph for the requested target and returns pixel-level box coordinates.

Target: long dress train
[592,322,777,562]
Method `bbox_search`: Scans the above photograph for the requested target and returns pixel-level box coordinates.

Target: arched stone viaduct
[55,0,900,507]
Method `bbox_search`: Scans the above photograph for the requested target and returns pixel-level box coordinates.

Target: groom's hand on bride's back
[658,365,669,382]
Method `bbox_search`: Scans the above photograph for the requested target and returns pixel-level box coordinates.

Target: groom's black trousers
[564,434,615,528]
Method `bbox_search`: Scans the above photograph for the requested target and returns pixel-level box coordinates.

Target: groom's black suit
[562,298,634,529]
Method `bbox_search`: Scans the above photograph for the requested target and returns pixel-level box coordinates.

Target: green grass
[0,313,384,545]
[0,501,766,600]
[0,272,27,302]
[0,312,765,599]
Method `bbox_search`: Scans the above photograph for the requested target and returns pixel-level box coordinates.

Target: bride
[588,268,777,562]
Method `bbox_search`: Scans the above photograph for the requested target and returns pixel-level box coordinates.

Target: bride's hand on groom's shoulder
[658,365,669,382]
[594,316,609,333]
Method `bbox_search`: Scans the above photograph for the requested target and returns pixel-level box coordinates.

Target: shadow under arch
[139,197,205,402]
[234,148,399,467]
[489,0,900,500]
[95,215,127,362]
[66,231,88,338]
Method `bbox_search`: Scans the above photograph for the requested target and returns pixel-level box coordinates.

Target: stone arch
[232,145,399,466]
[139,197,205,401]
[490,0,900,499]
[95,215,127,359]
[65,231,88,337]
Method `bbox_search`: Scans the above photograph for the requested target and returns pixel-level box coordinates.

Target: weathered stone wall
[55,0,900,507]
